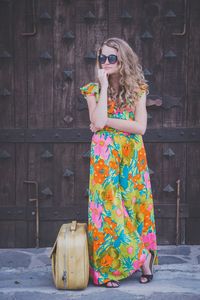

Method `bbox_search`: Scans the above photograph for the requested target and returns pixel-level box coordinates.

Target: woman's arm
[87,84,108,129]
[86,69,109,129]
[106,92,147,135]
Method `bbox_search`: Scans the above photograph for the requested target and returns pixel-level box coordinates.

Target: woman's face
[100,45,119,75]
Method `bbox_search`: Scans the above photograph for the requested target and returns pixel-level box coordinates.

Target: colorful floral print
[80,82,158,285]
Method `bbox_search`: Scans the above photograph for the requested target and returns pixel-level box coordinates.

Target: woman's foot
[140,250,154,284]
[104,280,120,288]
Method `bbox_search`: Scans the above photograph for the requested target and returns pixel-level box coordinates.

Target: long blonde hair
[96,37,148,109]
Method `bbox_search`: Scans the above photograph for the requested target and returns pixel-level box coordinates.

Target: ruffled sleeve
[137,82,149,97]
[80,82,99,103]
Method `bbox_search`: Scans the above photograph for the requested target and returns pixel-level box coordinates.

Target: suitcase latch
[62,271,67,282]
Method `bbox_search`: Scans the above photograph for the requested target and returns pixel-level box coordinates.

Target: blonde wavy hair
[96,37,148,109]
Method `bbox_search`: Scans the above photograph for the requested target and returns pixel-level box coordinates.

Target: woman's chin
[108,70,119,76]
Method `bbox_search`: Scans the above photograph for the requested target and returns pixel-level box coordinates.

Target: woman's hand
[97,69,109,89]
[89,122,101,133]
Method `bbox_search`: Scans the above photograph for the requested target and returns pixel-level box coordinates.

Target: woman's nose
[104,59,110,65]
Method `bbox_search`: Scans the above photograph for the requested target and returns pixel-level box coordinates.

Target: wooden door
[0,0,199,247]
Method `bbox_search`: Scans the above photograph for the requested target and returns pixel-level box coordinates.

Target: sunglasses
[98,54,118,64]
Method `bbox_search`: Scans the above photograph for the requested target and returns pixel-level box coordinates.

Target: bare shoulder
[134,93,147,121]
[135,92,147,110]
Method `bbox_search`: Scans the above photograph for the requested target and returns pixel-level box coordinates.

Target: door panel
[0,0,199,247]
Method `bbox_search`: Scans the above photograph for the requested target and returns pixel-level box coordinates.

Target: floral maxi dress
[80,82,158,285]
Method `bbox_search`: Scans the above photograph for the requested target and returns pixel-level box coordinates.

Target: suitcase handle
[70,220,77,231]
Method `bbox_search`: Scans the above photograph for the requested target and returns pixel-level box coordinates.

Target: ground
[0,245,200,300]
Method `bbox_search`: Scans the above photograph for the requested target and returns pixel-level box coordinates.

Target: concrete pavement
[0,245,200,299]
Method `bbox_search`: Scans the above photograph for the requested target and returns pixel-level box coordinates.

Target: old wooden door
[0,0,199,247]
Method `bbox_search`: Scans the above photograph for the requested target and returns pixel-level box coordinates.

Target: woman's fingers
[97,69,108,87]
[90,123,99,132]
[89,123,95,132]
[90,123,94,130]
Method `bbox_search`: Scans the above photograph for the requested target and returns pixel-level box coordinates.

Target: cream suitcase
[50,221,89,290]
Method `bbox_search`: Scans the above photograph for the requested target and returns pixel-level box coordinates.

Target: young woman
[80,37,158,288]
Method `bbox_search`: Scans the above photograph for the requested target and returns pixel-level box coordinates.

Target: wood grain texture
[53,144,75,207]
[162,143,186,204]
[53,0,75,128]
[27,0,54,128]
[187,0,200,127]
[74,143,90,212]
[141,0,163,129]
[0,144,15,206]
[75,0,108,127]
[16,143,28,206]
[0,0,199,247]
[162,0,186,128]
[0,221,15,247]
[28,143,54,208]
[14,0,28,128]
[0,1,14,128]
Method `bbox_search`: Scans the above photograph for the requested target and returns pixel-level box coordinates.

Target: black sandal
[104,280,120,288]
[139,250,155,284]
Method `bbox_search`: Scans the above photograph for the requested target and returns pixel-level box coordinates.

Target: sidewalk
[0,245,200,300]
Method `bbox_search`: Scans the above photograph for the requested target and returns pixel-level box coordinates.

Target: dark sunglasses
[98,54,118,64]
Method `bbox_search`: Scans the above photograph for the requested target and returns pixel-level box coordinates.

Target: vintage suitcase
[50,220,89,290]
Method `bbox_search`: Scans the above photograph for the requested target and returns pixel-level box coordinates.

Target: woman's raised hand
[90,122,100,133]
[97,69,109,88]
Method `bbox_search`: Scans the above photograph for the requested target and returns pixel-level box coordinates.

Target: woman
[80,37,158,288]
